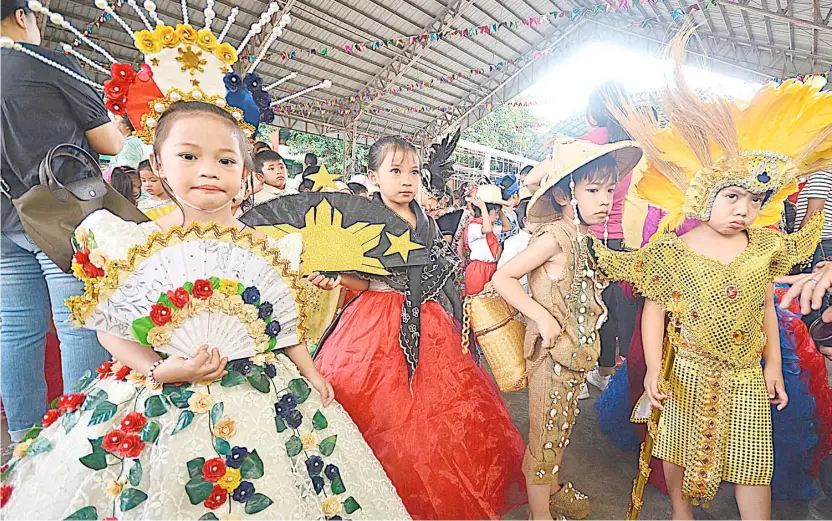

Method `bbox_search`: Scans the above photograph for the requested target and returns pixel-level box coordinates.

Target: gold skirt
[652,354,773,501]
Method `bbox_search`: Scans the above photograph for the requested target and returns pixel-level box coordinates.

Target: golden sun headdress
[609,27,832,233]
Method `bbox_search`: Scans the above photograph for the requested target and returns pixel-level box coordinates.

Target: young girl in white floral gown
[0,101,409,521]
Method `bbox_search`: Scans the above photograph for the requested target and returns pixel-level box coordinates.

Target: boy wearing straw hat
[493,136,642,520]
[463,184,512,296]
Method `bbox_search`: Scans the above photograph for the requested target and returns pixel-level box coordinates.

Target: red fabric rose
[203,485,227,510]
[102,430,125,453]
[74,248,90,265]
[120,412,147,433]
[103,79,128,99]
[42,409,60,427]
[136,63,153,82]
[192,279,214,300]
[202,457,226,482]
[105,96,128,116]
[82,263,105,278]
[110,62,136,84]
[149,303,172,326]
[167,288,190,309]
[97,361,114,377]
[60,393,85,413]
[1,485,13,507]
[114,365,131,380]
[118,434,145,458]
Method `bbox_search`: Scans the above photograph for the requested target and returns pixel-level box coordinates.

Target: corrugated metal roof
[41,0,831,148]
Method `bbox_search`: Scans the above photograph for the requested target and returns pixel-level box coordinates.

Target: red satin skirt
[465,260,497,296]
[315,291,527,519]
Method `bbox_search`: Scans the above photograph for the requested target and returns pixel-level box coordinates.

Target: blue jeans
[1,232,109,441]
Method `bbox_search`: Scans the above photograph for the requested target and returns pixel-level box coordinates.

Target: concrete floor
[499,384,832,520]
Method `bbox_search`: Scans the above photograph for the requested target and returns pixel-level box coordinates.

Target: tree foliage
[462,104,543,156]
[283,130,369,174]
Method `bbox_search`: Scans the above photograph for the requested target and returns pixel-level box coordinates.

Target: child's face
[706,186,764,234]
[370,148,420,206]
[488,208,501,222]
[573,177,616,226]
[261,160,287,189]
[152,114,247,212]
[139,168,164,198]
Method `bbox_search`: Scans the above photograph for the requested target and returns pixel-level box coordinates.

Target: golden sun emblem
[176,45,207,75]
[256,199,388,276]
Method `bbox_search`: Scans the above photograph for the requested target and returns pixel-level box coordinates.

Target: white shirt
[795,171,832,240]
[467,222,497,262]
[253,184,299,206]
[498,230,531,291]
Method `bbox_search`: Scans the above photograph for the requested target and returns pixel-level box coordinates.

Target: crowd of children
[2,7,832,521]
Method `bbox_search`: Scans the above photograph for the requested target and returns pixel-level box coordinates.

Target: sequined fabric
[524,220,607,483]
[590,211,823,502]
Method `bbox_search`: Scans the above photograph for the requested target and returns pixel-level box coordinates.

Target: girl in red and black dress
[310,136,526,520]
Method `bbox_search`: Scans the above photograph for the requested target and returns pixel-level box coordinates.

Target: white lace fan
[74,225,306,362]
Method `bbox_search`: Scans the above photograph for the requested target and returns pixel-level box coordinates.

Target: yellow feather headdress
[608,26,832,233]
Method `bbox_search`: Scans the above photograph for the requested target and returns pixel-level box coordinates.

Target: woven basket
[463,284,527,392]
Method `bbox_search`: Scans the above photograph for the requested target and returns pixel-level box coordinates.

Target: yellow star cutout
[150,58,160,66]
[220,66,230,74]
[191,79,201,87]
[307,164,343,192]
[383,229,423,263]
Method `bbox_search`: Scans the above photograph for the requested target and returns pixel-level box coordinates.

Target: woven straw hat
[527,136,642,223]
[468,184,510,206]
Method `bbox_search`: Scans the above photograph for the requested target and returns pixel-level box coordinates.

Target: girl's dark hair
[121,116,135,133]
[137,159,152,173]
[472,202,501,218]
[298,178,315,192]
[516,198,530,229]
[367,136,419,172]
[347,182,368,196]
[110,167,138,205]
[550,154,619,206]
[1,0,31,20]
[587,81,631,143]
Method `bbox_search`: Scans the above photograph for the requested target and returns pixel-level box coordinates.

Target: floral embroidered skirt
[315,291,527,520]
[1,356,410,520]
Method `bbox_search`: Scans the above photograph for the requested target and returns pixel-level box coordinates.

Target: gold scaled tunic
[590,212,822,502]
[524,220,608,483]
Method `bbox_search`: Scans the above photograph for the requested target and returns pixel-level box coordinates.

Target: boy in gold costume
[494,137,642,520]
[589,32,831,520]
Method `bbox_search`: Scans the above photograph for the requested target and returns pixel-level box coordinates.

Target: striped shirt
[795,170,832,240]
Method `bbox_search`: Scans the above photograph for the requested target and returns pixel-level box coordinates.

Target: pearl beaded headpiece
[3,0,333,143]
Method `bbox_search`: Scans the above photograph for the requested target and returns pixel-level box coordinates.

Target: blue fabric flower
[285,409,303,429]
[274,393,297,417]
[265,320,282,338]
[226,446,249,469]
[244,72,263,92]
[265,363,277,378]
[324,463,340,481]
[311,475,324,494]
[306,455,324,477]
[230,359,252,375]
[260,106,275,124]
[241,286,260,305]
[232,481,255,503]
[258,301,273,321]
[251,89,271,110]
[223,72,242,93]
